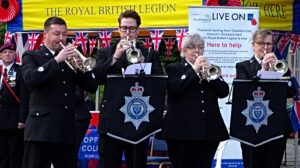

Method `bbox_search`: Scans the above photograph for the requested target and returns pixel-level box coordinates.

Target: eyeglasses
[255,41,273,47]
[186,45,204,50]
[119,26,138,33]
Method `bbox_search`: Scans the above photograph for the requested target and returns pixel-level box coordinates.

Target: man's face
[252,34,273,59]
[1,49,16,66]
[44,24,68,51]
[118,18,139,41]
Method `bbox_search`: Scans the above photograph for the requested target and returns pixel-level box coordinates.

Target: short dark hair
[44,17,67,31]
[118,10,141,27]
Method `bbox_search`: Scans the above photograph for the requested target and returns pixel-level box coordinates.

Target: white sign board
[189,6,259,168]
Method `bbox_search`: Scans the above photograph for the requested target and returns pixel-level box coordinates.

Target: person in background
[0,43,26,168]
[21,16,98,168]
[235,28,295,168]
[164,33,229,168]
[93,10,163,168]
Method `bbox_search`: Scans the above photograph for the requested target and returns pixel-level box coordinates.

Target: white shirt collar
[2,62,14,73]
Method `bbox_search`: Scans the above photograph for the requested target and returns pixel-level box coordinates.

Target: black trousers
[241,136,287,168]
[21,141,77,168]
[75,118,90,152]
[0,129,24,168]
[166,139,220,168]
[99,134,149,168]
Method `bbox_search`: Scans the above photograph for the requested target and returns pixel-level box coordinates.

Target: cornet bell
[126,47,142,64]
[270,60,288,74]
[82,57,96,72]
[203,64,221,81]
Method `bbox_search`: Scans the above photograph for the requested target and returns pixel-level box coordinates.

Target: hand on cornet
[261,52,276,71]
[113,37,132,61]
[55,44,77,63]
[193,55,209,74]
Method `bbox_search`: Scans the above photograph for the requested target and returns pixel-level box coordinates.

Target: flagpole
[295,131,298,168]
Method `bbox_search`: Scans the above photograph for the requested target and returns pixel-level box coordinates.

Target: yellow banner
[22,0,202,30]
[241,0,293,31]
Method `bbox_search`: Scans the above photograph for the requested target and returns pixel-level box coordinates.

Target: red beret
[0,43,16,52]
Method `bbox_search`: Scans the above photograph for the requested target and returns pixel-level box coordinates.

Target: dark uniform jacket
[74,87,91,121]
[21,45,98,143]
[93,43,164,133]
[164,59,229,141]
[235,56,294,133]
[0,63,25,129]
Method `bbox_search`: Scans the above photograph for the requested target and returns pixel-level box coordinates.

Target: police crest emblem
[241,87,273,133]
[120,82,155,130]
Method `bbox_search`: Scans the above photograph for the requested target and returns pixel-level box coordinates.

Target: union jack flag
[277,33,291,55]
[273,33,291,60]
[290,34,300,54]
[75,32,88,55]
[176,28,188,50]
[150,30,164,51]
[141,38,153,49]
[14,33,29,64]
[291,101,300,132]
[164,38,176,56]
[89,38,97,56]
[4,31,14,44]
[72,38,79,48]
[98,31,112,47]
[27,33,40,51]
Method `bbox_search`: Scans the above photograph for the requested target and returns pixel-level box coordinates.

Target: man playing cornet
[21,16,98,168]
[93,10,164,168]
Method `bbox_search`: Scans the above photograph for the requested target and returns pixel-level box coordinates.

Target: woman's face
[182,42,204,64]
[252,34,273,59]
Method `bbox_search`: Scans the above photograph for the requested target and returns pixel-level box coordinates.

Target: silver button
[202,110,205,113]
[63,81,66,84]
[64,93,67,96]
[101,105,105,108]
[36,113,40,116]
[201,100,204,103]
[201,90,204,93]
[62,69,64,72]
[65,106,68,109]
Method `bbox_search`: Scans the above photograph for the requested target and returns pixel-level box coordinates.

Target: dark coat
[0,63,25,129]
[236,56,295,97]
[93,43,164,133]
[164,59,229,141]
[74,87,91,121]
[236,57,262,80]
[235,56,294,134]
[21,45,98,143]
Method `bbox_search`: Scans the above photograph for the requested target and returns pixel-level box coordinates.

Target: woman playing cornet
[164,33,229,168]
[235,29,295,168]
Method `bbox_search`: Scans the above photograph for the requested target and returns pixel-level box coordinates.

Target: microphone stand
[226,83,233,105]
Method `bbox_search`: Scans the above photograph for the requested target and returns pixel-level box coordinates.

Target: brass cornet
[122,36,142,64]
[202,64,222,81]
[196,54,221,81]
[270,59,288,74]
[59,42,96,72]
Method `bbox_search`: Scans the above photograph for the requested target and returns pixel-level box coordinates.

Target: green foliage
[0,23,6,45]
[158,38,182,72]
